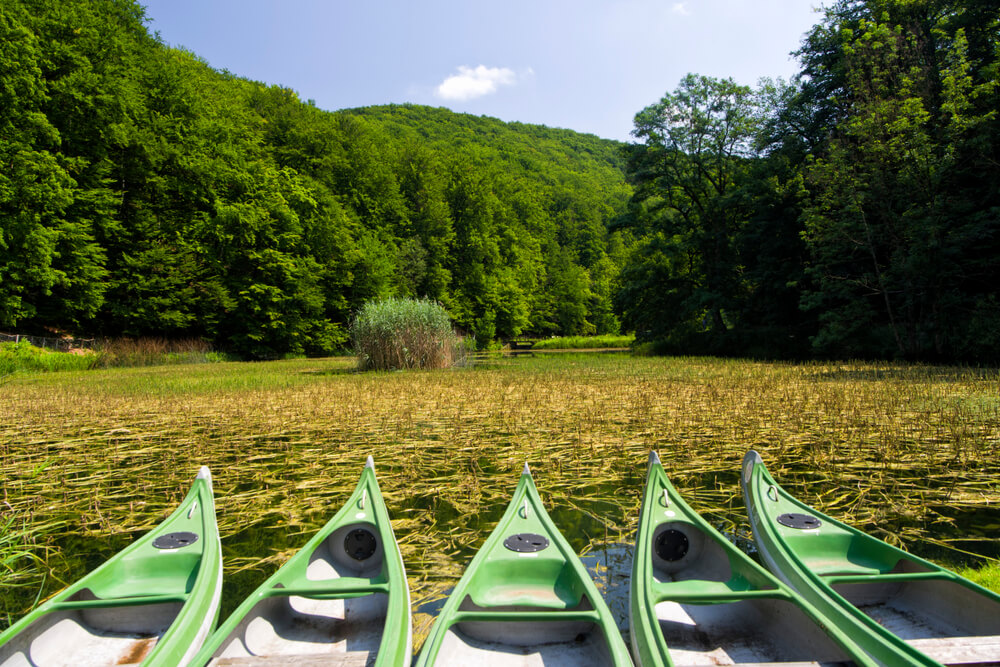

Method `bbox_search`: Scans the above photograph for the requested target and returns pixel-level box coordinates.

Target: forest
[1,0,998,362]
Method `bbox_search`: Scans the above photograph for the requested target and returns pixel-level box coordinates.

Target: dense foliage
[621,0,1000,362]
[0,0,629,358]
[3,0,997,362]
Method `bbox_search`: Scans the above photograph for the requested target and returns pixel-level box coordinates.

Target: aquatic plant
[350,298,461,371]
[1,355,997,645]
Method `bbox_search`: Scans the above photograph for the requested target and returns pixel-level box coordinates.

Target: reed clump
[350,298,462,371]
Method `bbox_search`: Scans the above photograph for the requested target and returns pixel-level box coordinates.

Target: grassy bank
[0,341,96,375]
[0,339,225,377]
[961,563,1000,592]
[529,334,635,350]
[2,355,998,644]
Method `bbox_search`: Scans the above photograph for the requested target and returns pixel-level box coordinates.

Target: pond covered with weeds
[2,354,998,645]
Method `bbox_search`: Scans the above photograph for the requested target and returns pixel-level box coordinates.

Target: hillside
[0,0,633,358]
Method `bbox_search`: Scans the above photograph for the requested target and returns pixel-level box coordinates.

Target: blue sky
[140,1,826,142]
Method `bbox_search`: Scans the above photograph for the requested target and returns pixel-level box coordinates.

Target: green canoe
[0,466,223,666]
[742,450,1000,667]
[630,451,873,667]
[190,456,411,666]
[415,463,633,667]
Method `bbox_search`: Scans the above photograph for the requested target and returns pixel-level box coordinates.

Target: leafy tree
[798,1,1000,360]
[0,2,108,331]
[621,74,759,348]
[394,140,453,298]
[1,0,636,356]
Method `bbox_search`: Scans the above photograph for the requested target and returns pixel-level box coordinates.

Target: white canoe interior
[0,596,181,667]
[429,596,615,667]
[206,522,389,666]
[826,560,1000,666]
[648,521,854,666]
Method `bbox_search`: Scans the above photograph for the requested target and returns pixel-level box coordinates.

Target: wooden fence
[0,332,95,351]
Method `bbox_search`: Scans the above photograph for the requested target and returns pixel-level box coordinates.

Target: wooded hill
[0,0,631,358]
[3,0,998,362]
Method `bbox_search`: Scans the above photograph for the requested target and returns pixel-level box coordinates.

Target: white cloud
[435,65,518,101]
[672,3,691,16]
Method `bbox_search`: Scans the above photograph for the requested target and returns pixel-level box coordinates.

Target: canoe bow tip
[741,450,765,487]
[365,455,375,470]
[195,466,213,493]
[522,461,531,477]
[648,451,661,466]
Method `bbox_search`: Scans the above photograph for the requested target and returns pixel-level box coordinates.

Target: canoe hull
[192,457,411,667]
[0,467,222,667]
[416,464,633,667]
[629,452,871,667]
[742,449,1000,667]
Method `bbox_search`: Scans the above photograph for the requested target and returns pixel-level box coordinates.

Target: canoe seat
[269,577,390,600]
[822,570,950,586]
[51,592,188,611]
[786,530,899,577]
[452,609,603,624]
[811,554,936,579]
[84,551,203,599]
[467,557,585,609]
[651,577,781,603]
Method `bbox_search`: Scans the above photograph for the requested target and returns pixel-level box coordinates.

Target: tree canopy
[3,0,997,362]
[621,0,1000,362]
[0,0,631,357]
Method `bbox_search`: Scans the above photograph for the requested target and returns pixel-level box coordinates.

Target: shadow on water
[809,365,1000,383]
[296,366,357,377]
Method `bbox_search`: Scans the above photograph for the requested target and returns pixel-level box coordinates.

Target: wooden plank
[907,635,1000,666]
[675,662,852,667]
[212,653,372,667]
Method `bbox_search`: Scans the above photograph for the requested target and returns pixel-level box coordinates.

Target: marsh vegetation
[2,354,998,646]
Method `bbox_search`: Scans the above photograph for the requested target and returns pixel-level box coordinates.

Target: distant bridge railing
[0,332,96,351]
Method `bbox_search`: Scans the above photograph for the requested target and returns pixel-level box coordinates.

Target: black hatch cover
[777,513,822,530]
[504,533,550,552]
[153,531,200,549]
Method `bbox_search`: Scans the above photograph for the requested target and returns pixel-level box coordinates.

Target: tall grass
[0,509,61,627]
[0,342,96,374]
[0,338,225,376]
[350,298,462,371]
[93,337,222,368]
[530,334,635,350]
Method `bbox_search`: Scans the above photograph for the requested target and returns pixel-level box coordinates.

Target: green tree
[621,74,759,348]
[0,2,108,331]
[799,1,1000,359]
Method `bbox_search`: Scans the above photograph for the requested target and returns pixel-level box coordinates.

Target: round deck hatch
[153,531,199,550]
[777,513,821,529]
[344,528,378,560]
[503,533,550,553]
[655,529,689,562]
